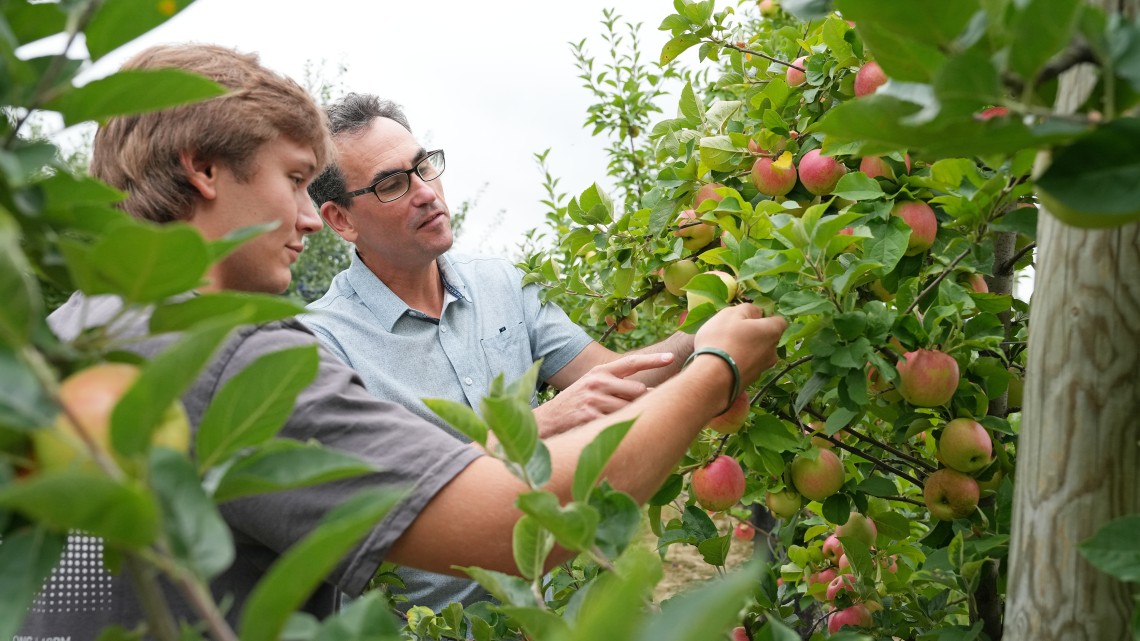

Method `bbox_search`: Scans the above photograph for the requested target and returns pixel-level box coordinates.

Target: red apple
[924,467,980,520]
[829,604,873,633]
[731,626,749,641]
[978,106,1009,120]
[786,56,807,87]
[750,151,798,198]
[963,273,989,293]
[807,567,839,602]
[733,522,756,541]
[891,200,938,255]
[821,534,843,563]
[937,418,993,474]
[797,149,847,196]
[896,349,960,407]
[693,182,725,209]
[691,455,746,511]
[826,573,857,602]
[707,391,750,434]
[765,488,803,519]
[790,447,845,502]
[853,61,887,97]
[859,153,910,181]
[758,0,778,16]
[674,209,716,251]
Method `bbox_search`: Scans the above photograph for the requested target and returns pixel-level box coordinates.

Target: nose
[405,172,442,207]
[298,195,323,235]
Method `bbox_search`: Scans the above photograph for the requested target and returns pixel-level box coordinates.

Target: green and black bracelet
[682,347,741,414]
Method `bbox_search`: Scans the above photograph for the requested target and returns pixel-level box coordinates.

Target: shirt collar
[345,251,472,331]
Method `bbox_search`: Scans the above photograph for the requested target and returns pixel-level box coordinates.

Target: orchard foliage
[1,1,1138,641]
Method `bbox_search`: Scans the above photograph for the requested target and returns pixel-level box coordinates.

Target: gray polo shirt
[302,251,593,611]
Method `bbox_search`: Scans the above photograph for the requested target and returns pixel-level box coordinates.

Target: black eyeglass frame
[336,149,446,203]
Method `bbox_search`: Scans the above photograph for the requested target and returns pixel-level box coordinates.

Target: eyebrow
[368,147,429,184]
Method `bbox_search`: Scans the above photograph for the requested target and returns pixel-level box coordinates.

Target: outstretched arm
[386,304,786,577]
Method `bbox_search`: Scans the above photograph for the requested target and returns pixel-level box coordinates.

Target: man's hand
[533,352,675,438]
[694,304,788,388]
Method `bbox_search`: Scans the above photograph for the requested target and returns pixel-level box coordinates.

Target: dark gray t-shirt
[18,293,482,638]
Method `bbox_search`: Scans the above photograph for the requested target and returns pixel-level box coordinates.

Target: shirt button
[464,377,473,386]
[440,326,448,333]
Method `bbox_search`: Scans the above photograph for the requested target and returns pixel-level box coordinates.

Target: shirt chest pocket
[479,321,535,389]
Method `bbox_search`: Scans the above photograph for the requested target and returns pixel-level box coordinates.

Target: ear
[321,201,357,243]
[179,149,219,200]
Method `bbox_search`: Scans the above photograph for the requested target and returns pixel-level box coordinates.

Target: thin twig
[999,242,1035,274]
[904,248,972,317]
[750,355,814,405]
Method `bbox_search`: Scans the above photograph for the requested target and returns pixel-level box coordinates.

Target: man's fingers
[598,352,676,379]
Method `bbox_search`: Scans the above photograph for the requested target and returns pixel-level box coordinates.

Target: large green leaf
[149,448,233,581]
[481,395,538,466]
[661,34,702,65]
[0,526,65,641]
[633,561,762,641]
[45,68,226,127]
[1035,118,1140,228]
[0,345,55,430]
[150,292,304,333]
[196,345,319,470]
[498,607,570,641]
[564,546,661,641]
[111,320,235,459]
[73,222,210,302]
[423,398,489,445]
[571,419,633,503]
[1008,0,1083,83]
[2,1,67,45]
[839,0,979,47]
[460,566,540,608]
[307,590,404,641]
[1079,515,1140,583]
[591,488,643,560]
[516,491,598,553]
[0,212,40,348]
[209,439,378,502]
[0,471,158,547]
[512,514,554,581]
[238,488,403,641]
[85,0,194,61]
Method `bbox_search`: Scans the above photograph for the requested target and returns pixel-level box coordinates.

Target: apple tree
[517,0,1140,639]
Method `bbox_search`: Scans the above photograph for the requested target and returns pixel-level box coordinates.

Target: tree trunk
[1003,17,1140,633]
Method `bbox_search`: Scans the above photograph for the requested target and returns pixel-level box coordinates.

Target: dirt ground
[650,507,758,602]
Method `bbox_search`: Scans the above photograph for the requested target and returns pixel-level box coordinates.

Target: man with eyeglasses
[302,94,706,612]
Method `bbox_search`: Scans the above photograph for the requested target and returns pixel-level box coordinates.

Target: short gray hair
[309,93,413,206]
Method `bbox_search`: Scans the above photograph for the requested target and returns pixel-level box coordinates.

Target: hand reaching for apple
[533,352,676,438]
[693,303,787,389]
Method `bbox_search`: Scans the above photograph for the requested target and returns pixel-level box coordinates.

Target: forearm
[622,331,694,386]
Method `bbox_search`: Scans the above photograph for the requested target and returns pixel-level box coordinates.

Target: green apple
[937,418,993,474]
[765,488,803,519]
[923,468,980,520]
[686,270,738,310]
[790,448,845,502]
[674,209,716,251]
[663,259,700,297]
[836,512,877,548]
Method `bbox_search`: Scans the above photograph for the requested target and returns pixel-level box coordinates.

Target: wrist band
[683,347,741,415]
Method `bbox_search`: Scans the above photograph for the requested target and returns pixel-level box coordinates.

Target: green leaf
[697,533,732,566]
[460,567,540,608]
[512,515,553,581]
[839,0,979,48]
[749,414,802,453]
[149,448,233,581]
[45,68,227,127]
[111,320,235,459]
[754,618,802,641]
[239,488,402,641]
[78,222,210,302]
[3,1,68,45]
[0,471,158,547]
[865,217,910,273]
[1036,118,1140,228]
[498,607,570,640]
[832,172,884,201]
[0,345,55,430]
[84,0,190,58]
[0,526,65,641]
[649,473,684,506]
[151,292,305,333]
[856,475,896,498]
[794,372,830,415]
[565,546,661,641]
[1009,0,1083,82]
[423,398,489,445]
[1079,515,1140,582]
[309,591,404,641]
[590,486,642,559]
[633,561,762,641]
[661,34,702,65]
[516,491,598,553]
[196,345,319,470]
[482,395,538,466]
[872,511,912,541]
[699,136,743,172]
[0,213,40,347]
[572,419,634,502]
[524,440,552,488]
[210,439,377,502]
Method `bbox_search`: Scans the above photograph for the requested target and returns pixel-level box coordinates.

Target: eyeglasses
[338,149,446,203]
